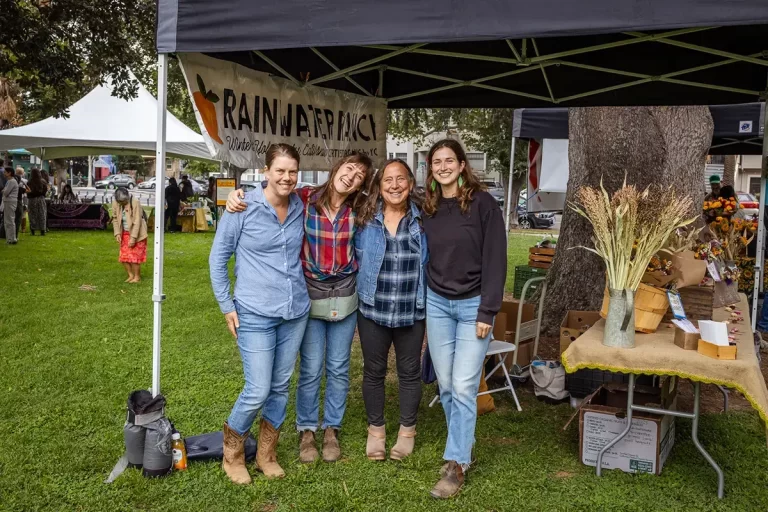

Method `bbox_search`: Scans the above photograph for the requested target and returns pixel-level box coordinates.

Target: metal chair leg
[499,354,522,412]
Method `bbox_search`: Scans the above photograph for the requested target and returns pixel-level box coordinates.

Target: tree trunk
[539,106,712,335]
[723,154,737,188]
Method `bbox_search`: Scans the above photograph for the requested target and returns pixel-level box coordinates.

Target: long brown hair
[309,153,373,226]
[357,159,417,226]
[423,139,484,216]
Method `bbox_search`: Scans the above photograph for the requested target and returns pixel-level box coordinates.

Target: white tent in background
[0,76,213,161]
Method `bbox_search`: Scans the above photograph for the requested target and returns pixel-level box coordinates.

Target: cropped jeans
[227,306,309,435]
[426,288,491,465]
[295,314,358,432]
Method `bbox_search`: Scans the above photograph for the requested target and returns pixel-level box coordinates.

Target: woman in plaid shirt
[227,153,373,464]
[354,159,428,462]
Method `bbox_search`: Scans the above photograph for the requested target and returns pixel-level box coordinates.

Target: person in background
[111,187,148,283]
[211,144,309,485]
[354,159,428,461]
[422,139,506,499]
[2,167,19,244]
[165,177,181,232]
[717,185,745,217]
[208,176,217,202]
[226,153,373,465]
[40,170,54,199]
[58,183,79,203]
[704,174,721,203]
[26,168,49,236]
[14,167,26,236]
[180,175,194,202]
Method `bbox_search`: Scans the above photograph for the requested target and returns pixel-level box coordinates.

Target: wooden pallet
[529,260,552,269]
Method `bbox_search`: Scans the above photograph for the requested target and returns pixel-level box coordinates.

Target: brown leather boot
[366,425,386,461]
[430,461,465,499]
[222,423,252,485]
[255,419,285,479]
[389,425,416,461]
[440,450,476,477]
[299,430,319,463]
[322,428,341,462]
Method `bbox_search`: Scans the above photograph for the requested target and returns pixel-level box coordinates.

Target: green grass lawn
[1,231,767,511]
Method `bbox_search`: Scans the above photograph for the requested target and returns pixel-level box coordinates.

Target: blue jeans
[426,289,491,465]
[758,296,768,332]
[227,307,309,435]
[295,314,358,431]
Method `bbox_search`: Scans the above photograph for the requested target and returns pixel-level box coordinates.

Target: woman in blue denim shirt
[209,144,310,485]
[355,159,428,461]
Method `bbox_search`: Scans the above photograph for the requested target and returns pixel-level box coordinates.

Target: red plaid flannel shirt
[298,187,358,281]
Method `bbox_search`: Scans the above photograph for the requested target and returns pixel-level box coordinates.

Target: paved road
[74,187,157,206]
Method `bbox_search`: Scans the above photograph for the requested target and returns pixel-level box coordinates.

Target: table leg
[596,374,635,477]
[716,385,729,412]
[691,381,725,499]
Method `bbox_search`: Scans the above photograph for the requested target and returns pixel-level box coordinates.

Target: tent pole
[505,135,517,237]
[151,53,169,397]
[87,156,93,188]
[752,79,768,332]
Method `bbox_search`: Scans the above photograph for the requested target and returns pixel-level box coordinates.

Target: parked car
[95,174,136,189]
[481,180,505,208]
[138,176,169,189]
[738,192,759,218]
[516,204,554,229]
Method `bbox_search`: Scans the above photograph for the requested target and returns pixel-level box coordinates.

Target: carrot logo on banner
[193,75,223,144]
[179,53,387,172]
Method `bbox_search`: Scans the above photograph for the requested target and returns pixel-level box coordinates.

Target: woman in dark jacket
[165,177,181,232]
[26,168,49,235]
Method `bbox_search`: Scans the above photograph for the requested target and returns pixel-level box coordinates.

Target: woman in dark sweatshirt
[422,139,506,499]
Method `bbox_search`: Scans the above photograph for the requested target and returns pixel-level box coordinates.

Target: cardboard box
[490,301,535,371]
[578,380,677,475]
[560,311,602,354]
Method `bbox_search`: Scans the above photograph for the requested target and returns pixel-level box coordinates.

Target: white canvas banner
[178,53,387,171]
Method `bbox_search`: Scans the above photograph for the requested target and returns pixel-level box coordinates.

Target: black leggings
[357,311,425,427]
[166,204,179,231]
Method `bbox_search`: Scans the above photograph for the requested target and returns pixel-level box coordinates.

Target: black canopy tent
[513,103,766,154]
[153,3,768,496]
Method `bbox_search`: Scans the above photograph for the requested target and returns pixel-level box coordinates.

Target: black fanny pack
[306,274,358,321]
[305,273,357,300]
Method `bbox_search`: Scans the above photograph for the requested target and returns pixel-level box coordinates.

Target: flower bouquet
[572,181,695,347]
[703,207,756,306]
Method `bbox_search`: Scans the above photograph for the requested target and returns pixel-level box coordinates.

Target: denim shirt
[354,201,428,310]
[209,185,309,319]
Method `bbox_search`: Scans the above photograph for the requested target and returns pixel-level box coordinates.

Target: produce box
[560,311,602,354]
[576,380,677,475]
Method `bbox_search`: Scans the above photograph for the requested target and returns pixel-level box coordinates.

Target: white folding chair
[428,337,523,412]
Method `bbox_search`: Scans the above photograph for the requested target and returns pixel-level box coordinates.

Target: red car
[738,192,759,218]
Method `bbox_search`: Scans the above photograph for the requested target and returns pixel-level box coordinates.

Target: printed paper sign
[666,290,686,320]
[216,178,236,206]
[179,53,388,171]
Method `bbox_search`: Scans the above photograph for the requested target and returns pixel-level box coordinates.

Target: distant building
[3,149,50,175]
[386,132,491,186]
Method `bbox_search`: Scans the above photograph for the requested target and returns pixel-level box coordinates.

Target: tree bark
[723,154,736,188]
[540,106,713,335]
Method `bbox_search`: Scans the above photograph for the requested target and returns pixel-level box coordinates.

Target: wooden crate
[528,246,555,269]
[662,283,714,323]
